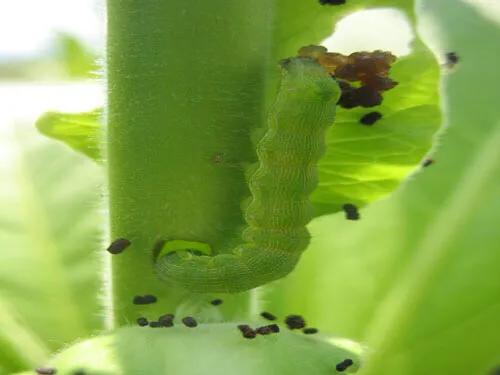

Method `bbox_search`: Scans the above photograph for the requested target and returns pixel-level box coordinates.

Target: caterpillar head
[279,57,340,103]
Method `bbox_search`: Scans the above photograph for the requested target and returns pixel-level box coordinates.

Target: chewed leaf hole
[321,8,414,57]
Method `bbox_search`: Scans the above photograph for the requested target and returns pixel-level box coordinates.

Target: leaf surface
[263,1,500,374]
[272,0,441,216]
[35,109,102,162]
[0,119,104,373]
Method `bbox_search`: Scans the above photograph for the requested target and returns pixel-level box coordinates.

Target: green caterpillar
[155,57,340,293]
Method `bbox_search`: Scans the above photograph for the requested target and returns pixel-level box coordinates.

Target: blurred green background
[0,1,104,373]
[0,1,499,374]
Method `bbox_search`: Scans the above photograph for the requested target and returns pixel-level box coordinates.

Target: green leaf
[0,120,104,373]
[263,1,500,374]
[313,40,440,215]
[0,301,49,374]
[272,0,441,216]
[273,0,414,63]
[37,325,363,375]
[35,109,102,162]
[54,32,98,79]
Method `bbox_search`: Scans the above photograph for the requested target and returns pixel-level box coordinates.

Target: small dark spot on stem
[72,370,86,375]
[422,158,434,167]
[285,315,306,330]
[260,311,277,321]
[238,324,256,339]
[360,111,382,126]
[210,299,223,306]
[149,321,162,328]
[336,359,354,372]
[182,316,198,328]
[136,317,148,327]
[303,327,318,334]
[445,52,459,66]
[342,203,360,221]
[35,368,57,375]
[212,153,224,164]
[106,238,131,255]
[319,0,346,4]
[133,294,157,305]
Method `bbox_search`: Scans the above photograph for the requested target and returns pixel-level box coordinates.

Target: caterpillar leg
[155,246,302,293]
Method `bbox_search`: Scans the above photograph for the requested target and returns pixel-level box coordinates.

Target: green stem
[106,0,275,326]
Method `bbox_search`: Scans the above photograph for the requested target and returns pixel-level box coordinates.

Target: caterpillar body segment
[155,58,340,293]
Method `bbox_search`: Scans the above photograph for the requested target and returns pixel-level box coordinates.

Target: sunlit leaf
[0,301,49,374]
[272,0,441,216]
[263,1,500,374]
[313,40,440,214]
[35,109,102,162]
[35,325,363,375]
[0,121,104,373]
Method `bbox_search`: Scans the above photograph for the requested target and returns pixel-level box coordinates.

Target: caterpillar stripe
[155,57,340,293]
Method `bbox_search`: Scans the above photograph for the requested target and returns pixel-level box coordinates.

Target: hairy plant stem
[106,0,275,326]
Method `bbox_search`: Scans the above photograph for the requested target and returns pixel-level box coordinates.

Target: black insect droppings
[256,325,272,335]
[258,325,278,335]
[106,238,131,255]
[256,324,280,335]
[269,324,280,333]
[364,75,398,91]
[342,203,360,221]
[355,86,383,107]
[210,299,223,306]
[133,294,157,305]
[360,111,382,126]
[133,296,145,304]
[303,327,319,334]
[337,82,384,109]
[319,0,346,5]
[149,321,162,328]
[136,317,148,327]
[337,80,358,109]
[35,368,57,375]
[336,358,354,372]
[285,315,306,330]
[238,324,256,339]
[300,48,397,109]
[445,52,459,66]
[422,158,434,167]
[158,313,174,327]
[260,311,277,321]
[182,316,198,328]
